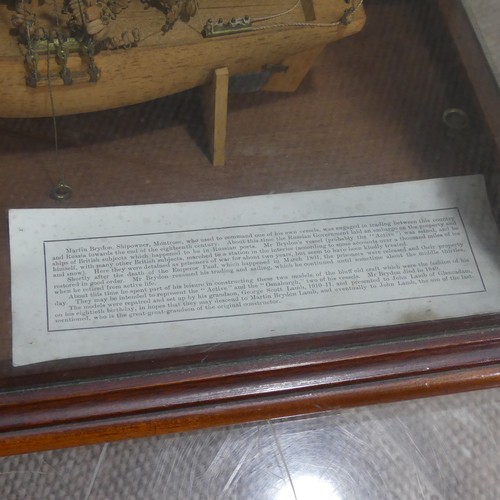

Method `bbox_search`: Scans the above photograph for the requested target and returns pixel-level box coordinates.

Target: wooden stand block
[202,67,229,167]
[262,45,326,93]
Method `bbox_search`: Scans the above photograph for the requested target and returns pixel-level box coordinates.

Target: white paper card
[9,175,500,365]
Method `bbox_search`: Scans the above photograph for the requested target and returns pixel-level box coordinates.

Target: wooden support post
[202,67,229,167]
[262,45,326,93]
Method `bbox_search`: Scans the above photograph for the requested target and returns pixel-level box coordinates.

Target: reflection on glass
[275,473,342,500]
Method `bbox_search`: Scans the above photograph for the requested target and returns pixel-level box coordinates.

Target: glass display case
[0,0,499,455]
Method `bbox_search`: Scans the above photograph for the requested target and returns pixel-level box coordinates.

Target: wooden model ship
[0,0,365,117]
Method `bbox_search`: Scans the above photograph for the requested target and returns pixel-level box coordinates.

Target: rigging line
[252,0,301,23]
[21,0,33,50]
[20,0,39,86]
[140,29,162,42]
[248,20,341,31]
[144,1,203,42]
[46,40,64,184]
[51,0,61,30]
[249,0,364,32]
[349,0,365,16]
[76,0,86,31]
[189,0,205,34]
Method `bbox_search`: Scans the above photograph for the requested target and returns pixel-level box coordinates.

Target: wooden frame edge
[1,328,499,456]
[1,364,499,457]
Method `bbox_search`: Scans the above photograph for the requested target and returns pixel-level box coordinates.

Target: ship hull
[0,1,365,117]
